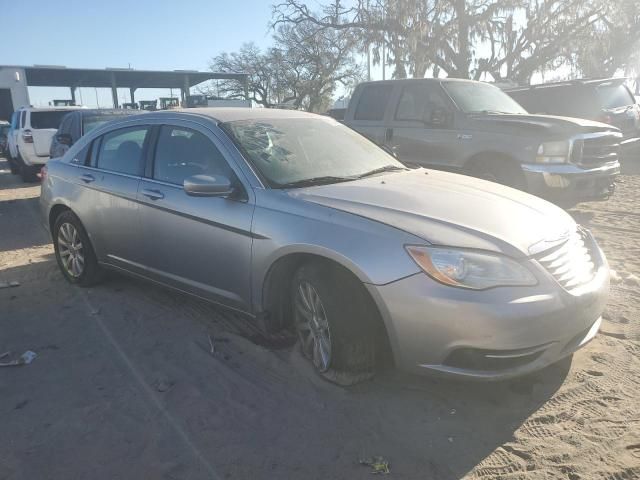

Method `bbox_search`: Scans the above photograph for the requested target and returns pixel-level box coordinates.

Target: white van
[8,106,80,181]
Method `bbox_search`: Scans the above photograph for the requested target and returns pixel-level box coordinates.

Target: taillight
[38,165,47,182]
[22,129,33,143]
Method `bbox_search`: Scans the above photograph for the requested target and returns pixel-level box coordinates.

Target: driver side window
[153,125,233,185]
[395,84,451,125]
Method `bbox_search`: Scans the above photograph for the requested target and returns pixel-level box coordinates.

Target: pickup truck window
[354,84,393,121]
[395,84,450,122]
[443,82,526,114]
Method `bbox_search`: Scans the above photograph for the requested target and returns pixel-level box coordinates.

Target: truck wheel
[466,157,525,190]
[291,261,378,384]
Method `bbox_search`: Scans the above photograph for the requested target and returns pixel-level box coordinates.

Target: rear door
[136,121,254,311]
[387,82,460,168]
[347,83,394,145]
[72,125,150,269]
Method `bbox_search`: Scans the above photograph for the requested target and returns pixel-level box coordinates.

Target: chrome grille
[573,134,620,166]
[536,229,596,291]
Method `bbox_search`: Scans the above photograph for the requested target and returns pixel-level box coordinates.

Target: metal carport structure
[7,65,249,107]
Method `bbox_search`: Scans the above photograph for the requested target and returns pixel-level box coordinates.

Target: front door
[387,83,460,169]
[136,122,254,312]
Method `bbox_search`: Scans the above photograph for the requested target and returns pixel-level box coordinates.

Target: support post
[183,75,190,106]
[129,88,136,104]
[110,73,118,108]
[70,87,77,105]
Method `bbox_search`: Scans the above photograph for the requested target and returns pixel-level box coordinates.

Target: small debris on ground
[0,280,20,289]
[0,350,37,367]
[153,376,173,393]
[208,334,216,354]
[359,456,390,474]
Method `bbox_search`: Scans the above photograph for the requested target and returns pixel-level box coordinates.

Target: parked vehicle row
[5,107,141,181]
[0,120,9,157]
[40,108,610,383]
[343,78,623,207]
[505,78,640,162]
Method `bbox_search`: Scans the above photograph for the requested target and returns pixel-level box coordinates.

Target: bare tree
[208,22,363,111]
[272,0,636,84]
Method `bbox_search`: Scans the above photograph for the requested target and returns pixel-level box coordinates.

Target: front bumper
[366,239,609,380]
[521,161,619,203]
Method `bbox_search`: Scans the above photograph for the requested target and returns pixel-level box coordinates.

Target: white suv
[8,107,80,182]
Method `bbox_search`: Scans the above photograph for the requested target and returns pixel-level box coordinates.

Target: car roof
[357,78,480,87]
[17,106,83,112]
[133,107,323,124]
[505,77,628,92]
[72,109,142,117]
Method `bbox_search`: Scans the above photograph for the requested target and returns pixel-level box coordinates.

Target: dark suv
[505,79,640,165]
[50,109,142,159]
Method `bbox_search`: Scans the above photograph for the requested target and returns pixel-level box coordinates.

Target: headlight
[405,246,537,290]
[536,140,571,164]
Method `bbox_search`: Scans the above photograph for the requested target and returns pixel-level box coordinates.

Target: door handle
[142,188,164,200]
[385,128,394,143]
[80,173,95,183]
[457,133,473,140]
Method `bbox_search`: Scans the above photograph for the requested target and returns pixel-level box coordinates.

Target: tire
[53,210,104,287]
[8,156,18,175]
[18,155,39,183]
[466,156,525,190]
[291,261,378,383]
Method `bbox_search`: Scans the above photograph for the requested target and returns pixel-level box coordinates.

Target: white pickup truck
[8,106,80,182]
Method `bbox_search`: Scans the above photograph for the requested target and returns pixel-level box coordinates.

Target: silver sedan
[40,108,609,382]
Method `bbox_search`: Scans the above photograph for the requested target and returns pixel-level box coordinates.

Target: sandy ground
[0,157,638,480]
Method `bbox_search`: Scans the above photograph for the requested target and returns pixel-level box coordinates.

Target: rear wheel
[18,155,39,183]
[53,210,104,286]
[291,261,378,384]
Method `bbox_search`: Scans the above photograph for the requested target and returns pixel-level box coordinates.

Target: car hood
[287,169,576,258]
[468,113,619,136]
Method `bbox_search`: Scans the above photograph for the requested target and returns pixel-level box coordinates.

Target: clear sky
[3,0,277,107]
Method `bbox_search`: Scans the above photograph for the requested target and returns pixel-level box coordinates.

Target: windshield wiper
[278,176,355,189]
[357,164,407,179]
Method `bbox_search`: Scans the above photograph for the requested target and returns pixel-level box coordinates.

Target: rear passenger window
[153,126,232,185]
[96,126,149,176]
[354,84,393,121]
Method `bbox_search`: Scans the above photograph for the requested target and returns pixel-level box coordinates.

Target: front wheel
[292,261,378,383]
[466,157,525,190]
[53,210,104,286]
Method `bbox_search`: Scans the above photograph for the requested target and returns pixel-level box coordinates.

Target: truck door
[387,82,460,169]
[346,83,394,145]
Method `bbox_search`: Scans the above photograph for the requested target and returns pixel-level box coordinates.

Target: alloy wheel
[294,281,332,372]
[57,222,85,277]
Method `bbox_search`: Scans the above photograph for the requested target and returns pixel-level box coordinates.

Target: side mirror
[56,133,73,146]
[184,174,234,197]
